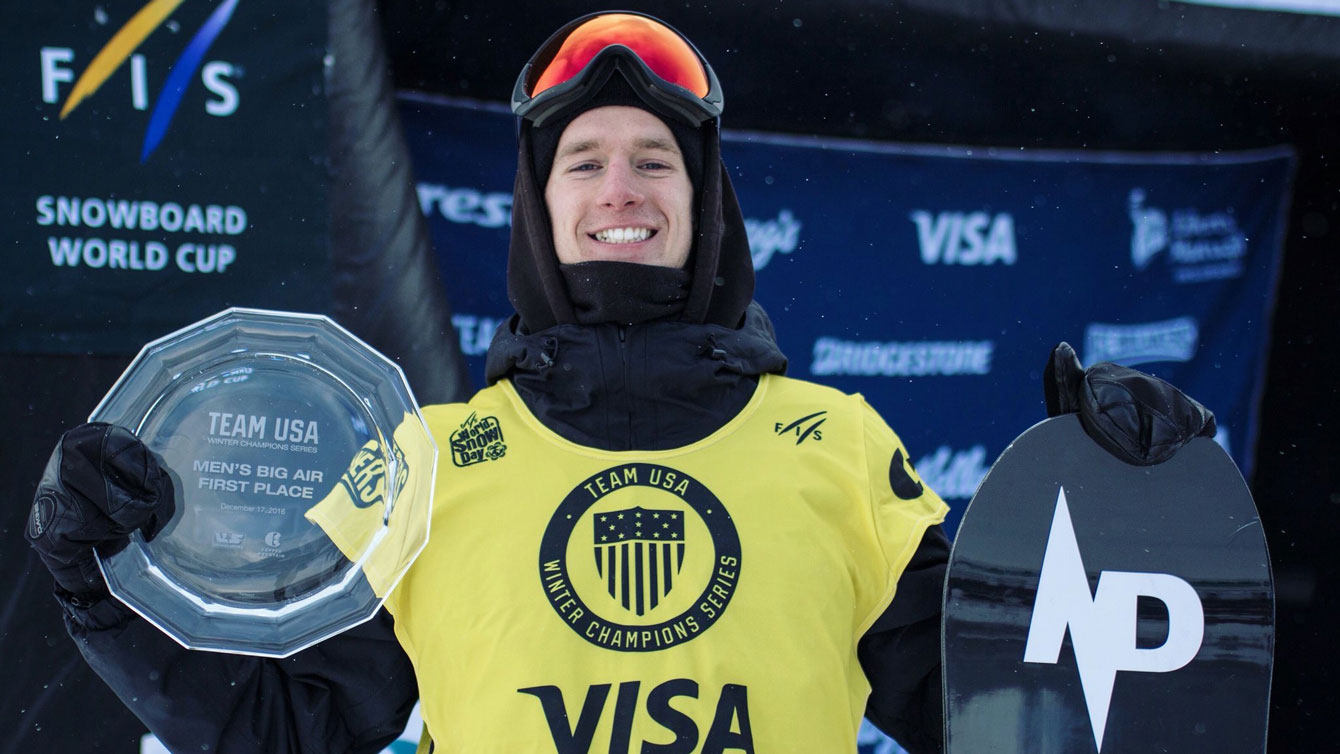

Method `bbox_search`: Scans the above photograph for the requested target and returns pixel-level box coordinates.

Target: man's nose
[598,163,644,208]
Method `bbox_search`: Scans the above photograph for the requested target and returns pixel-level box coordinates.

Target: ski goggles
[511,11,723,128]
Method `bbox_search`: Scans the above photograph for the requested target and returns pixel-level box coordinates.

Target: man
[377,10,951,745]
[27,11,1211,754]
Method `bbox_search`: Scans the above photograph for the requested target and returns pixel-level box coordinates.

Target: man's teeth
[594,227,652,244]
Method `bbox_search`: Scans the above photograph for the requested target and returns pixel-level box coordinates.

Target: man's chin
[578,245,671,267]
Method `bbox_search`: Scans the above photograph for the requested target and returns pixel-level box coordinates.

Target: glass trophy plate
[90,307,436,657]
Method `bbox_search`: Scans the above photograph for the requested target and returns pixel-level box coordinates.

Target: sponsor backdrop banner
[1,0,328,354]
[402,94,1292,540]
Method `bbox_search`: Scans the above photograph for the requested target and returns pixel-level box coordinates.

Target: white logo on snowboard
[1023,486,1205,752]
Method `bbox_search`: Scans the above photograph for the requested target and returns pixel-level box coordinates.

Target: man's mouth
[591,227,655,244]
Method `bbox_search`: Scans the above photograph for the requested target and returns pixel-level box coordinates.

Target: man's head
[544,106,695,269]
[506,11,755,331]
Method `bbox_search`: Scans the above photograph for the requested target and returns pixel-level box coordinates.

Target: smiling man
[26,10,1222,754]
[21,7,941,752]
[399,12,953,752]
[27,12,953,753]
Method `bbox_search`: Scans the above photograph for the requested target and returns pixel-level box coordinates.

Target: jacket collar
[484,302,787,451]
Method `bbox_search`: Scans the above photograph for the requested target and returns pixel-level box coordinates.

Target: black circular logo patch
[538,463,741,652]
[28,493,56,540]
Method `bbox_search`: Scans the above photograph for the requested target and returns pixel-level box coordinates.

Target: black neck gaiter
[560,261,690,326]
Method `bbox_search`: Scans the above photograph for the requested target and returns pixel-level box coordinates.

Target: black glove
[1044,342,1217,466]
[26,423,176,599]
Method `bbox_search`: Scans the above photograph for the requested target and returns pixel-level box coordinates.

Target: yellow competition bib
[386,374,946,753]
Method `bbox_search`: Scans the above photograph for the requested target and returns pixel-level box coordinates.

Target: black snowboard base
[943,415,1272,754]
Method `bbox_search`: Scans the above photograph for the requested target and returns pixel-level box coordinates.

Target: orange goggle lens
[530,13,709,99]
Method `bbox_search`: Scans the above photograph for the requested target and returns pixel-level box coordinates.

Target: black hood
[505,80,755,333]
[485,301,787,451]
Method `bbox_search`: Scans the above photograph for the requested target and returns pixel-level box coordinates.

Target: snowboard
[943,414,1273,754]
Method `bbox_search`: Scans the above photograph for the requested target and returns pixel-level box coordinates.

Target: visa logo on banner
[910,211,1017,266]
[39,0,242,163]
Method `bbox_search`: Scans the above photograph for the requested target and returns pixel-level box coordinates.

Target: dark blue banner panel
[400,94,1291,538]
[1,0,328,354]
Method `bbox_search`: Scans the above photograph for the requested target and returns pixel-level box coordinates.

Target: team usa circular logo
[538,463,742,652]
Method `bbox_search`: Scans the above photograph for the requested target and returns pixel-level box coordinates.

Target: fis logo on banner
[745,209,803,270]
[39,0,242,163]
[1129,189,1247,283]
[910,210,1017,266]
[1083,316,1199,367]
[1024,487,1205,752]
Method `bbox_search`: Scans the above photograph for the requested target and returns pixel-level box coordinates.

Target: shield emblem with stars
[593,506,685,616]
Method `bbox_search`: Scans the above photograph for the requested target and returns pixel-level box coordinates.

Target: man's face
[544,106,694,268]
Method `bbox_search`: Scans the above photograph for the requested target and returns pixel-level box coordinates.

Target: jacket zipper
[617,325,634,448]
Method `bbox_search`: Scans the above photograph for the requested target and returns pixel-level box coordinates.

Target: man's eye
[570,163,600,172]
[640,161,670,171]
